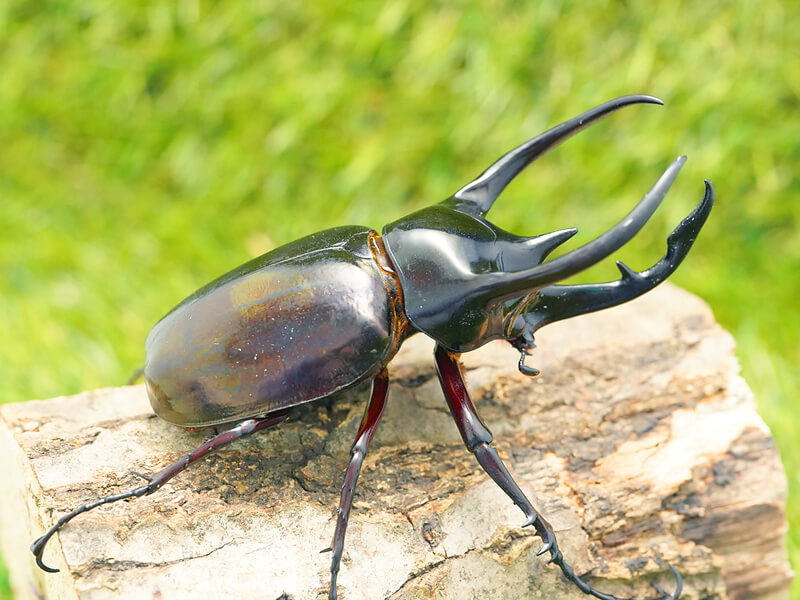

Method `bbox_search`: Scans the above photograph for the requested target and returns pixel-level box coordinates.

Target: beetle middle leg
[325,370,389,600]
[434,344,681,600]
[30,410,289,573]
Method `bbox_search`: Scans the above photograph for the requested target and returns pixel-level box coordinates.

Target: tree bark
[0,284,792,600]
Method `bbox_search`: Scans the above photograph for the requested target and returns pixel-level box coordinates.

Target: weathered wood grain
[0,284,792,599]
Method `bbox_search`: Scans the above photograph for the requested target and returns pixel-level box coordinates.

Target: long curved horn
[484,155,687,297]
[450,95,664,217]
[521,179,714,333]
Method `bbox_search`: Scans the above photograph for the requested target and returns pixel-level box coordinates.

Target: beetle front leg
[326,371,389,600]
[434,344,681,600]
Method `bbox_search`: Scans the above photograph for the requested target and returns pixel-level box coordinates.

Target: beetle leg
[434,345,682,600]
[326,371,389,600]
[126,366,145,385]
[31,411,288,573]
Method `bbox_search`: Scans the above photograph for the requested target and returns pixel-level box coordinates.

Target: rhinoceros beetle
[32,95,713,600]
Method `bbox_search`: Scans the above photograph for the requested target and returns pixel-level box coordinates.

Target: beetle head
[382,95,713,355]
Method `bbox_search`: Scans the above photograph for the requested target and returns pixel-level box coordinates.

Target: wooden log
[0,284,792,600]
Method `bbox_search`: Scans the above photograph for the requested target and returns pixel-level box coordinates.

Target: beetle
[32,95,713,600]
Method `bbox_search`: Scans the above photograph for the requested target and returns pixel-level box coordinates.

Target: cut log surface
[0,284,792,600]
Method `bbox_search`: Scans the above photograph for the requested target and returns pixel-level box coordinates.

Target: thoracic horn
[449,94,664,217]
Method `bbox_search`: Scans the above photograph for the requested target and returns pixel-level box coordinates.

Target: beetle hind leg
[434,344,682,600]
[31,411,288,573]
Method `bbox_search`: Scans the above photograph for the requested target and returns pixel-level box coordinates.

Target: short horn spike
[450,95,664,217]
[522,228,579,264]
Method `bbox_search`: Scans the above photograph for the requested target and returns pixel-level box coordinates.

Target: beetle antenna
[517,348,540,377]
[450,95,663,217]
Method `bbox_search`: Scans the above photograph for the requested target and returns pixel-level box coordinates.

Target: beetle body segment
[145,226,407,427]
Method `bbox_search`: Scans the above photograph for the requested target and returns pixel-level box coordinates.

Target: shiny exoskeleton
[33,95,713,600]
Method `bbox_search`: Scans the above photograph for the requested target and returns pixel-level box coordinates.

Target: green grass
[1,1,797,597]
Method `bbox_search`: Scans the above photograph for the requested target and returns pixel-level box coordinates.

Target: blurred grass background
[1,0,797,597]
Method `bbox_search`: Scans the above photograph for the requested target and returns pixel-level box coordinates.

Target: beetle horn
[520,179,714,333]
[487,155,687,297]
[519,227,579,265]
[451,94,664,217]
